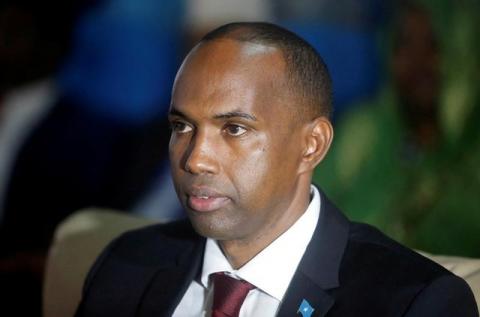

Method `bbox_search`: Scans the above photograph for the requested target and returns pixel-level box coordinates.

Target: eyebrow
[168,108,186,118]
[169,108,257,122]
[213,111,257,121]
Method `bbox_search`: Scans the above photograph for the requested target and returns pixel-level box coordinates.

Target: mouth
[186,187,231,212]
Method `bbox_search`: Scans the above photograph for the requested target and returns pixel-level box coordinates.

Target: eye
[171,121,193,134]
[224,124,247,137]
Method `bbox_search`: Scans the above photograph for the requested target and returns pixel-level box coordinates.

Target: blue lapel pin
[297,299,315,317]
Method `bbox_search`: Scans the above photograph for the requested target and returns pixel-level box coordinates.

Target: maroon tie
[210,272,255,317]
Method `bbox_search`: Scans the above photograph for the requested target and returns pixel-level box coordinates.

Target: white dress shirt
[173,185,321,317]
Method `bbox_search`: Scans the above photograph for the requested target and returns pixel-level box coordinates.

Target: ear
[298,117,333,174]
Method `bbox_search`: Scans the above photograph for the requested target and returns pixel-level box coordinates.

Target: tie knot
[211,272,255,317]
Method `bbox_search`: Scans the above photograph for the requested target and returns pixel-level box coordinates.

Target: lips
[186,187,231,212]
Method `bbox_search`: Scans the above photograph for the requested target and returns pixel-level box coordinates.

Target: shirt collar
[200,185,321,301]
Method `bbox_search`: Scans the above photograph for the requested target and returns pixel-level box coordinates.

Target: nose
[183,131,220,175]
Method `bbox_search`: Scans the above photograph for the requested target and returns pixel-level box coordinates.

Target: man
[75,22,478,317]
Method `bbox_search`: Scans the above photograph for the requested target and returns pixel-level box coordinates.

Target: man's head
[168,22,333,259]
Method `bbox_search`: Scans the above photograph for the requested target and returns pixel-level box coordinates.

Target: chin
[188,212,239,241]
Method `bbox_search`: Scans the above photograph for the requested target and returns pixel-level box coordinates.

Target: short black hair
[200,22,333,120]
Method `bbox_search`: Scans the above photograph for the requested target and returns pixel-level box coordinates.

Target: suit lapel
[137,236,205,317]
[277,188,350,317]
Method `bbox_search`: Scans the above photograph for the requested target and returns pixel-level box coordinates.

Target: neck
[219,180,312,269]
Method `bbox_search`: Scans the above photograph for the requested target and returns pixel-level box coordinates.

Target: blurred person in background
[0,0,81,220]
[314,0,480,257]
[0,0,185,315]
[0,1,85,315]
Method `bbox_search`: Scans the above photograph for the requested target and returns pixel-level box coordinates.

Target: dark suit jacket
[75,191,478,317]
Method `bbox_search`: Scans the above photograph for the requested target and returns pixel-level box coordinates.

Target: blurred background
[0,0,478,315]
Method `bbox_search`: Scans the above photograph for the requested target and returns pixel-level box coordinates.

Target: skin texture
[169,39,332,268]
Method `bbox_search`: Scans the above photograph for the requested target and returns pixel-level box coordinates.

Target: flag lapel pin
[297,299,315,317]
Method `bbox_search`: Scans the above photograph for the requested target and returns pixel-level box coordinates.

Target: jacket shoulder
[75,219,203,317]
[108,219,201,264]
[331,222,478,316]
[346,221,450,280]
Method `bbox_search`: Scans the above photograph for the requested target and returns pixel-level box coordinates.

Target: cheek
[230,142,275,206]
[240,133,301,198]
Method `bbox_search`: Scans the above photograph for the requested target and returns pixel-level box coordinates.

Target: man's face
[169,39,307,244]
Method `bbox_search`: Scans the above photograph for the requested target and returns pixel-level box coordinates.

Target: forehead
[171,39,291,118]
